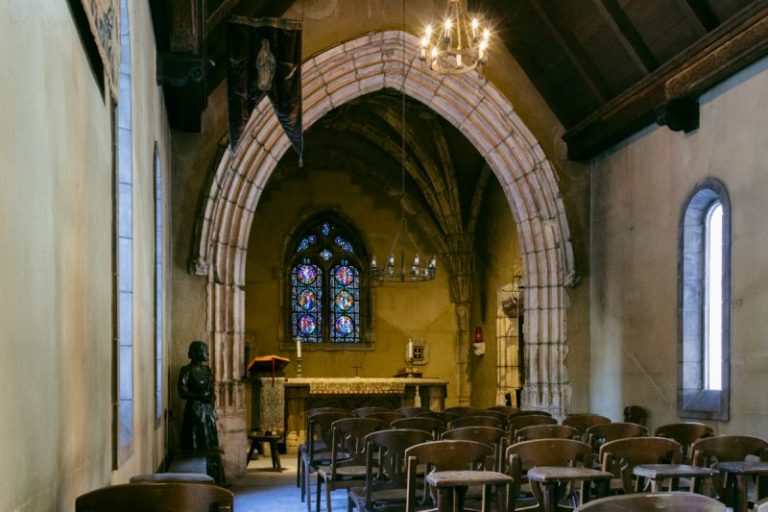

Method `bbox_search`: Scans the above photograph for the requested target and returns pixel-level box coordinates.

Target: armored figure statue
[178,340,219,451]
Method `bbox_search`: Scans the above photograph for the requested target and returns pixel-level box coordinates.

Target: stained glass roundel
[299,290,317,310]
[335,290,353,311]
[335,315,354,335]
[299,314,317,335]
[334,266,354,285]
[297,264,318,284]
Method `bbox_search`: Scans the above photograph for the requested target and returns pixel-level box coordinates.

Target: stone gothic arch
[193,31,575,474]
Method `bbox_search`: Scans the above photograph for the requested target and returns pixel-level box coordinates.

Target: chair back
[515,424,579,442]
[308,411,351,461]
[391,416,445,439]
[329,417,387,476]
[416,410,459,424]
[487,405,519,418]
[623,405,648,426]
[364,411,405,424]
[361,428,433,509]
[76,482,233,512]
[562,414,611,436]
[516,410,553,417]
[586,422,648,454]
[654,422,713,463]
[508,414,557,439]
[351,406,391,417]
[444,406,483,417]
[441,426,508,470]
[599,437,682,493]
[396,406,430,417]
[578,491,725,511]
[451,415,505,429]
[405,440,497,512]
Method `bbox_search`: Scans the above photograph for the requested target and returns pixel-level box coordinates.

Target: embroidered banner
[227,17,304,163]
[81,0,120,98]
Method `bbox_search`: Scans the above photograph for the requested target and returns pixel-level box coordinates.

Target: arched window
[287,214,369,346]
[678,179,730,420]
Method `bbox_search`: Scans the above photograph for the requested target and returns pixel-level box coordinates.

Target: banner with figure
[227,17,304,164]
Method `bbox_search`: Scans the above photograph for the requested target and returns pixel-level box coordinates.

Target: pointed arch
[194,31,575,474]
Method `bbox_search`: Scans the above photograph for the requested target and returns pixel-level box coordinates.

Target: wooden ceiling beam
[563,1,768,160]
[681,0,720,32]
[529,0,614,103]
[595,0,659,74]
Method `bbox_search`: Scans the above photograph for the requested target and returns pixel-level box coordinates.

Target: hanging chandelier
[419,0,491,75]
[371,0,437,284]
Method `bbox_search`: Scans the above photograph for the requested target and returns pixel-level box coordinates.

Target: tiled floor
[232,454,349,512]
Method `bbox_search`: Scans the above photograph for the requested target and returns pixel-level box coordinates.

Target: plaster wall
[244,169,457,397]
[0,1,171,509]
[591,56,768,431]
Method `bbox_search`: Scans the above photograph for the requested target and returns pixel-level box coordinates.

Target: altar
[250,376,448,451]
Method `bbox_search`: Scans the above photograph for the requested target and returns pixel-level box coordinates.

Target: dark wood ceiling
[152,0,768,160]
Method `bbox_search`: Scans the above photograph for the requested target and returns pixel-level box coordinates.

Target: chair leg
[326,478,333,512]
[315,473,322,512]
[297,450,303,487]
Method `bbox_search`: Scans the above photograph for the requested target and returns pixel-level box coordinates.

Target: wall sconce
[473,326,485,356]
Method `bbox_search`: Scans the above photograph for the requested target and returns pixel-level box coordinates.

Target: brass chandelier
[419,0,491,75]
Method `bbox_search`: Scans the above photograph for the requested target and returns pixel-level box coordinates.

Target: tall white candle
[407,338,414,360]
[296,337,302,359]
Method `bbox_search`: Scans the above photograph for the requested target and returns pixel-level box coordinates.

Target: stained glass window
[287,214,369,345]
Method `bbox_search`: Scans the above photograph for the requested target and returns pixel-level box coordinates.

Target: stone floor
[232,454,349,512]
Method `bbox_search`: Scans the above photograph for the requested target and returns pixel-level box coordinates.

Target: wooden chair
[416,410,459,425]
[364,411,405,425]
[297,407,348,491]
[347,428,433,512]
[578,491,725,511]
[391,416,445,439]
[506,438,594,511]
[451,415,506,429]
[316,417,387,512]
[444,406,483,418]
[302,411,351,503]
[405,439,513,512]
[441,426,509,471]
[515,424,580,442]
[75,482,233,512]
[351,406,391,417]
[623,405,648,427]
[654,422,713,463]
[516,410,553,417]
[599,437,682,493]
[691,435,768,508]
[487,405,519,418]
[472,409,509,423]
[562,414,611,439]
[586,422,648,457]
[508,414,557,440]
[396,406,430,418]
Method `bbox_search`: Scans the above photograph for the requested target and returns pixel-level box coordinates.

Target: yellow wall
[0,1,171,509]
[244,168,458,397]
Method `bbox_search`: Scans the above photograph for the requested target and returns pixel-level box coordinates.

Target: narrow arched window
[679,179,730,420]
[287,214,369,346]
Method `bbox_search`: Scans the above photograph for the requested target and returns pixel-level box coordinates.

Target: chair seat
[319,465,367,479]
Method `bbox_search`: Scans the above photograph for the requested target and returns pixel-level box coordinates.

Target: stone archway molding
[193,31,575,475]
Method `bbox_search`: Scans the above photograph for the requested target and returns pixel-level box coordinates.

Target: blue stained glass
[335,315,354,336]
[321,223,332,236]
[334,266,354,285]
[335,290,353,311]
[299,315,317,335]
[320,249,333,261]
[334,236,354,253]
[297,264,318,284]
[297,235,317,252]
[298,290,316,310]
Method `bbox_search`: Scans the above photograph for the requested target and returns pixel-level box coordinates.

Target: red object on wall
[474,326,483,344]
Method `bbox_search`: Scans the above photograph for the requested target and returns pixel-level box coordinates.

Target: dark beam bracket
[564,1,768,160]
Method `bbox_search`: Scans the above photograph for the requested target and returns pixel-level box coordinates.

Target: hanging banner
[227,17,304,164]
[81,0,120,98]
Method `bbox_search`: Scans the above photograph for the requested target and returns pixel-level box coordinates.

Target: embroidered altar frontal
[306,378,406,395]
